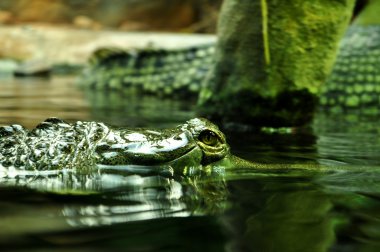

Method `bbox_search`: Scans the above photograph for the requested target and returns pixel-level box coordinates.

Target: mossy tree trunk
[198,0,355,127]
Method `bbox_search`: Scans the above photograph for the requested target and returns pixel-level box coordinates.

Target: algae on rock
[198,0,355,127]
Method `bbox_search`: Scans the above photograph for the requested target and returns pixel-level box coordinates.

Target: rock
[14,59,51,77]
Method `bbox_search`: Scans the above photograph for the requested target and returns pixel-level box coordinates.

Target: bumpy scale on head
[0,118,110,173]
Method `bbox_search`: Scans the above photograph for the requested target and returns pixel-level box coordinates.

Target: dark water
[1,76,380,251]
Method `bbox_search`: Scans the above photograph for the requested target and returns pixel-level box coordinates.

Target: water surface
[1,76,380,251]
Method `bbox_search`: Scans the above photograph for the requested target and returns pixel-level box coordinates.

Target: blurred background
[0,1,223,128]
[0,0,222,32]
[0,0,371,128]
[0,0,221,68]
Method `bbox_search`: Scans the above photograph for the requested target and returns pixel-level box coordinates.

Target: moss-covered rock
[198,0,355,127]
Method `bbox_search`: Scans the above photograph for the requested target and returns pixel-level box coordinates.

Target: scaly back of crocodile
[0,118,109,173]
[320,25,380,113]
[79,44,215,98]
[80,24,380,111]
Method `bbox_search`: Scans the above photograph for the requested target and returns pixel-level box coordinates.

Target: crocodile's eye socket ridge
[198,130,219,146]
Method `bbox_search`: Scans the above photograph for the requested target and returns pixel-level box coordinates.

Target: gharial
[2,117,379,194]
[0,118,252,180]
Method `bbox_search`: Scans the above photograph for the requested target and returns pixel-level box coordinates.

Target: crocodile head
[0,117,255,178]
[95,118,231,174]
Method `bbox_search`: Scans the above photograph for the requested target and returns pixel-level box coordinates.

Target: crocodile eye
[198,130,219,146]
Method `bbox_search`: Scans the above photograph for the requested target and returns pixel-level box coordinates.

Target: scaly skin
[320,25,380,113]
[79,45,215,98]
[0,117,232,177]
[0,117,238,192]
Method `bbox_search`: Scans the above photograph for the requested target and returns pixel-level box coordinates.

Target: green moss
[199,88,318,127]
[199,0,355,127]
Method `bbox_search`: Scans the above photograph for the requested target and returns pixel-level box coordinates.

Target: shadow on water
[1,76,380,251]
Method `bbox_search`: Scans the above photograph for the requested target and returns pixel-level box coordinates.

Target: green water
[1,76,380,251]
